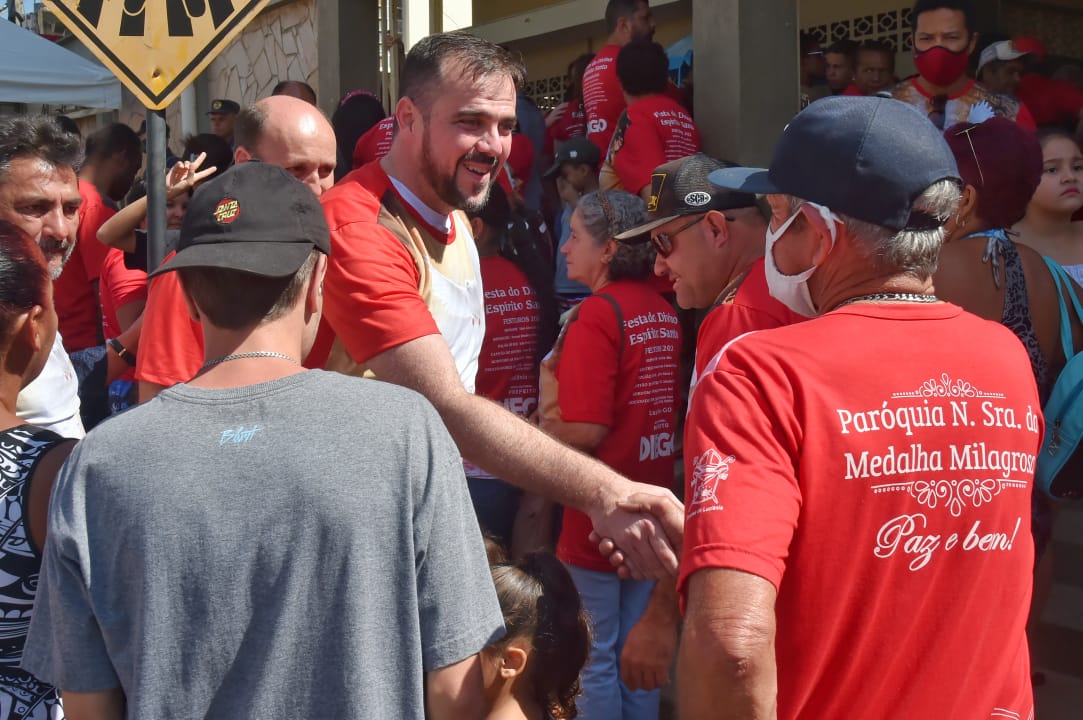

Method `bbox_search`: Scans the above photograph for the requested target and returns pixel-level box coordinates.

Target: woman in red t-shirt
[541,190,681,720]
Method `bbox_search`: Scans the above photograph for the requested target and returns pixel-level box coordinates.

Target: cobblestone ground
[1033,499,1083,719]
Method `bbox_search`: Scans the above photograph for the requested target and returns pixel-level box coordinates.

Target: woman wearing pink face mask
[890,0,1035,130]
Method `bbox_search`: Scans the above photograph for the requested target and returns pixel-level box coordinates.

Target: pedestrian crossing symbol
[45,0,273,110]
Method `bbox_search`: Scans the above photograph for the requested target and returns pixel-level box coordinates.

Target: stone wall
[207,0,319,105]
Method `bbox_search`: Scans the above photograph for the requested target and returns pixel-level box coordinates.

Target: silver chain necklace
[200,351,299,371]
[832,292,939,311]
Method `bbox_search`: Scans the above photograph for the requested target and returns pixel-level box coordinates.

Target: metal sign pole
[146,108,167,271]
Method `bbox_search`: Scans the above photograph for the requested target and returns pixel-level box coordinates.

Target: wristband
[108,338,136,366]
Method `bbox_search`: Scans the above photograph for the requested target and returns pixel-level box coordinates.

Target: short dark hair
[54,115,81,137]
[399,33,526,113]
[85,123,141,163]
[0,116,83,183]
[234,103,266,152]
[331,92,386,181]
[826,39,858,62]
[859,40,896,65]
[800,31,821,56]
[0,220,50,345]
[616,40,669,97]
[181,133,234,181]
[178,250,319,330]
[604,0,643,34]
[272,80,317,104]
[911,0,977,36]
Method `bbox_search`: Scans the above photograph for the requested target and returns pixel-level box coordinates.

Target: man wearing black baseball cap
[207,98,240,145]
[613,153,804,386]
[667,97,1040,719]
[24,162,504,718]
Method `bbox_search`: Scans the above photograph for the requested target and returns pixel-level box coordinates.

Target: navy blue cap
[709,96,961,231]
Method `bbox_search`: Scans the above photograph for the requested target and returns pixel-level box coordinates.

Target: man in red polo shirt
[320,32,680,580]
[581,0,655,155]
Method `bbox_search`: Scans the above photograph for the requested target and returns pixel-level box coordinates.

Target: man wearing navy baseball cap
[24,162,504,718]
[207,98,240,145]
[612,153,804,389]
[671,97,1041,719]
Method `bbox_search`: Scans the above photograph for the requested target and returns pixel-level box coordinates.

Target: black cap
[613,153,758,239]
[709,96,961,231]
[543,137,601,178]
[207,99,240,115]
[149,163,330,279]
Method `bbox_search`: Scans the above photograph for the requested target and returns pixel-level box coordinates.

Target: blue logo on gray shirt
[220,426,261,445]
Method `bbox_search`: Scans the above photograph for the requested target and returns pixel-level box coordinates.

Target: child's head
[484,553,591,719]
[1029,128,1083,216]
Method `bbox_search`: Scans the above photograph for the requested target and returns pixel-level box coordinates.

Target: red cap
[1013,36,1046,64]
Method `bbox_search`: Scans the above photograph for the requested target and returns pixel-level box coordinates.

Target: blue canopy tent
[666,34,693,86]
[0,19,121,109]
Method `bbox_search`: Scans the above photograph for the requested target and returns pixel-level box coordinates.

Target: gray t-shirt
[23,370,503,719]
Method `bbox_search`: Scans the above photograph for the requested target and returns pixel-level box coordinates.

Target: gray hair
[578,190,654,282]
[788,179,961,279]
[0,116,83,183]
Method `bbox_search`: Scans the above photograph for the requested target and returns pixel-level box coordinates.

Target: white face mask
[763,201,842,318]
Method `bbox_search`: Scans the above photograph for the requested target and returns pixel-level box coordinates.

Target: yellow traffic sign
[45,0,272,110]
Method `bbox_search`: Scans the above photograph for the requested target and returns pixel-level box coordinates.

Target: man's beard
[420,125,496,214]
[39,237,74,280]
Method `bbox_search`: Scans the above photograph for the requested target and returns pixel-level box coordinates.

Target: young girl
[484,552,591,720]
[1014,129,1083,282]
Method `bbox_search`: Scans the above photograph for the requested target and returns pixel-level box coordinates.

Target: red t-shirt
[582,44,624,155]
[680,303,1037,719]
[321,162,485,391]
[842,82,862,96]
[134,252,204,388]
[544,99,586,157]
[1017,73,1083,127]
[352,117,396,169]
[99,248,147,382]
[692,258,806,383]
[555,280,681,572]
[476,256,540,417]
[608,95,701,195]
[54,180,114,351]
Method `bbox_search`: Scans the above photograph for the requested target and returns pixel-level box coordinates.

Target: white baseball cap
[977,40,1032,76]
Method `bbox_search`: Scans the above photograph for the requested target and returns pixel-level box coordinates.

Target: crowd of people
[0,0,1080,717]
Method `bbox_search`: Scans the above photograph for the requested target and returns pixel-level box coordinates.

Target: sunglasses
[651,215,707,258]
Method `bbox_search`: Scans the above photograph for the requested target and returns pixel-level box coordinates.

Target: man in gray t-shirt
[23,162,503,719]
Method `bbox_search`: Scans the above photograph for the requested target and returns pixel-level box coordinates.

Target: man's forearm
[679,569,778,720]
[678,621,777,720]
[446,392,622,513]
